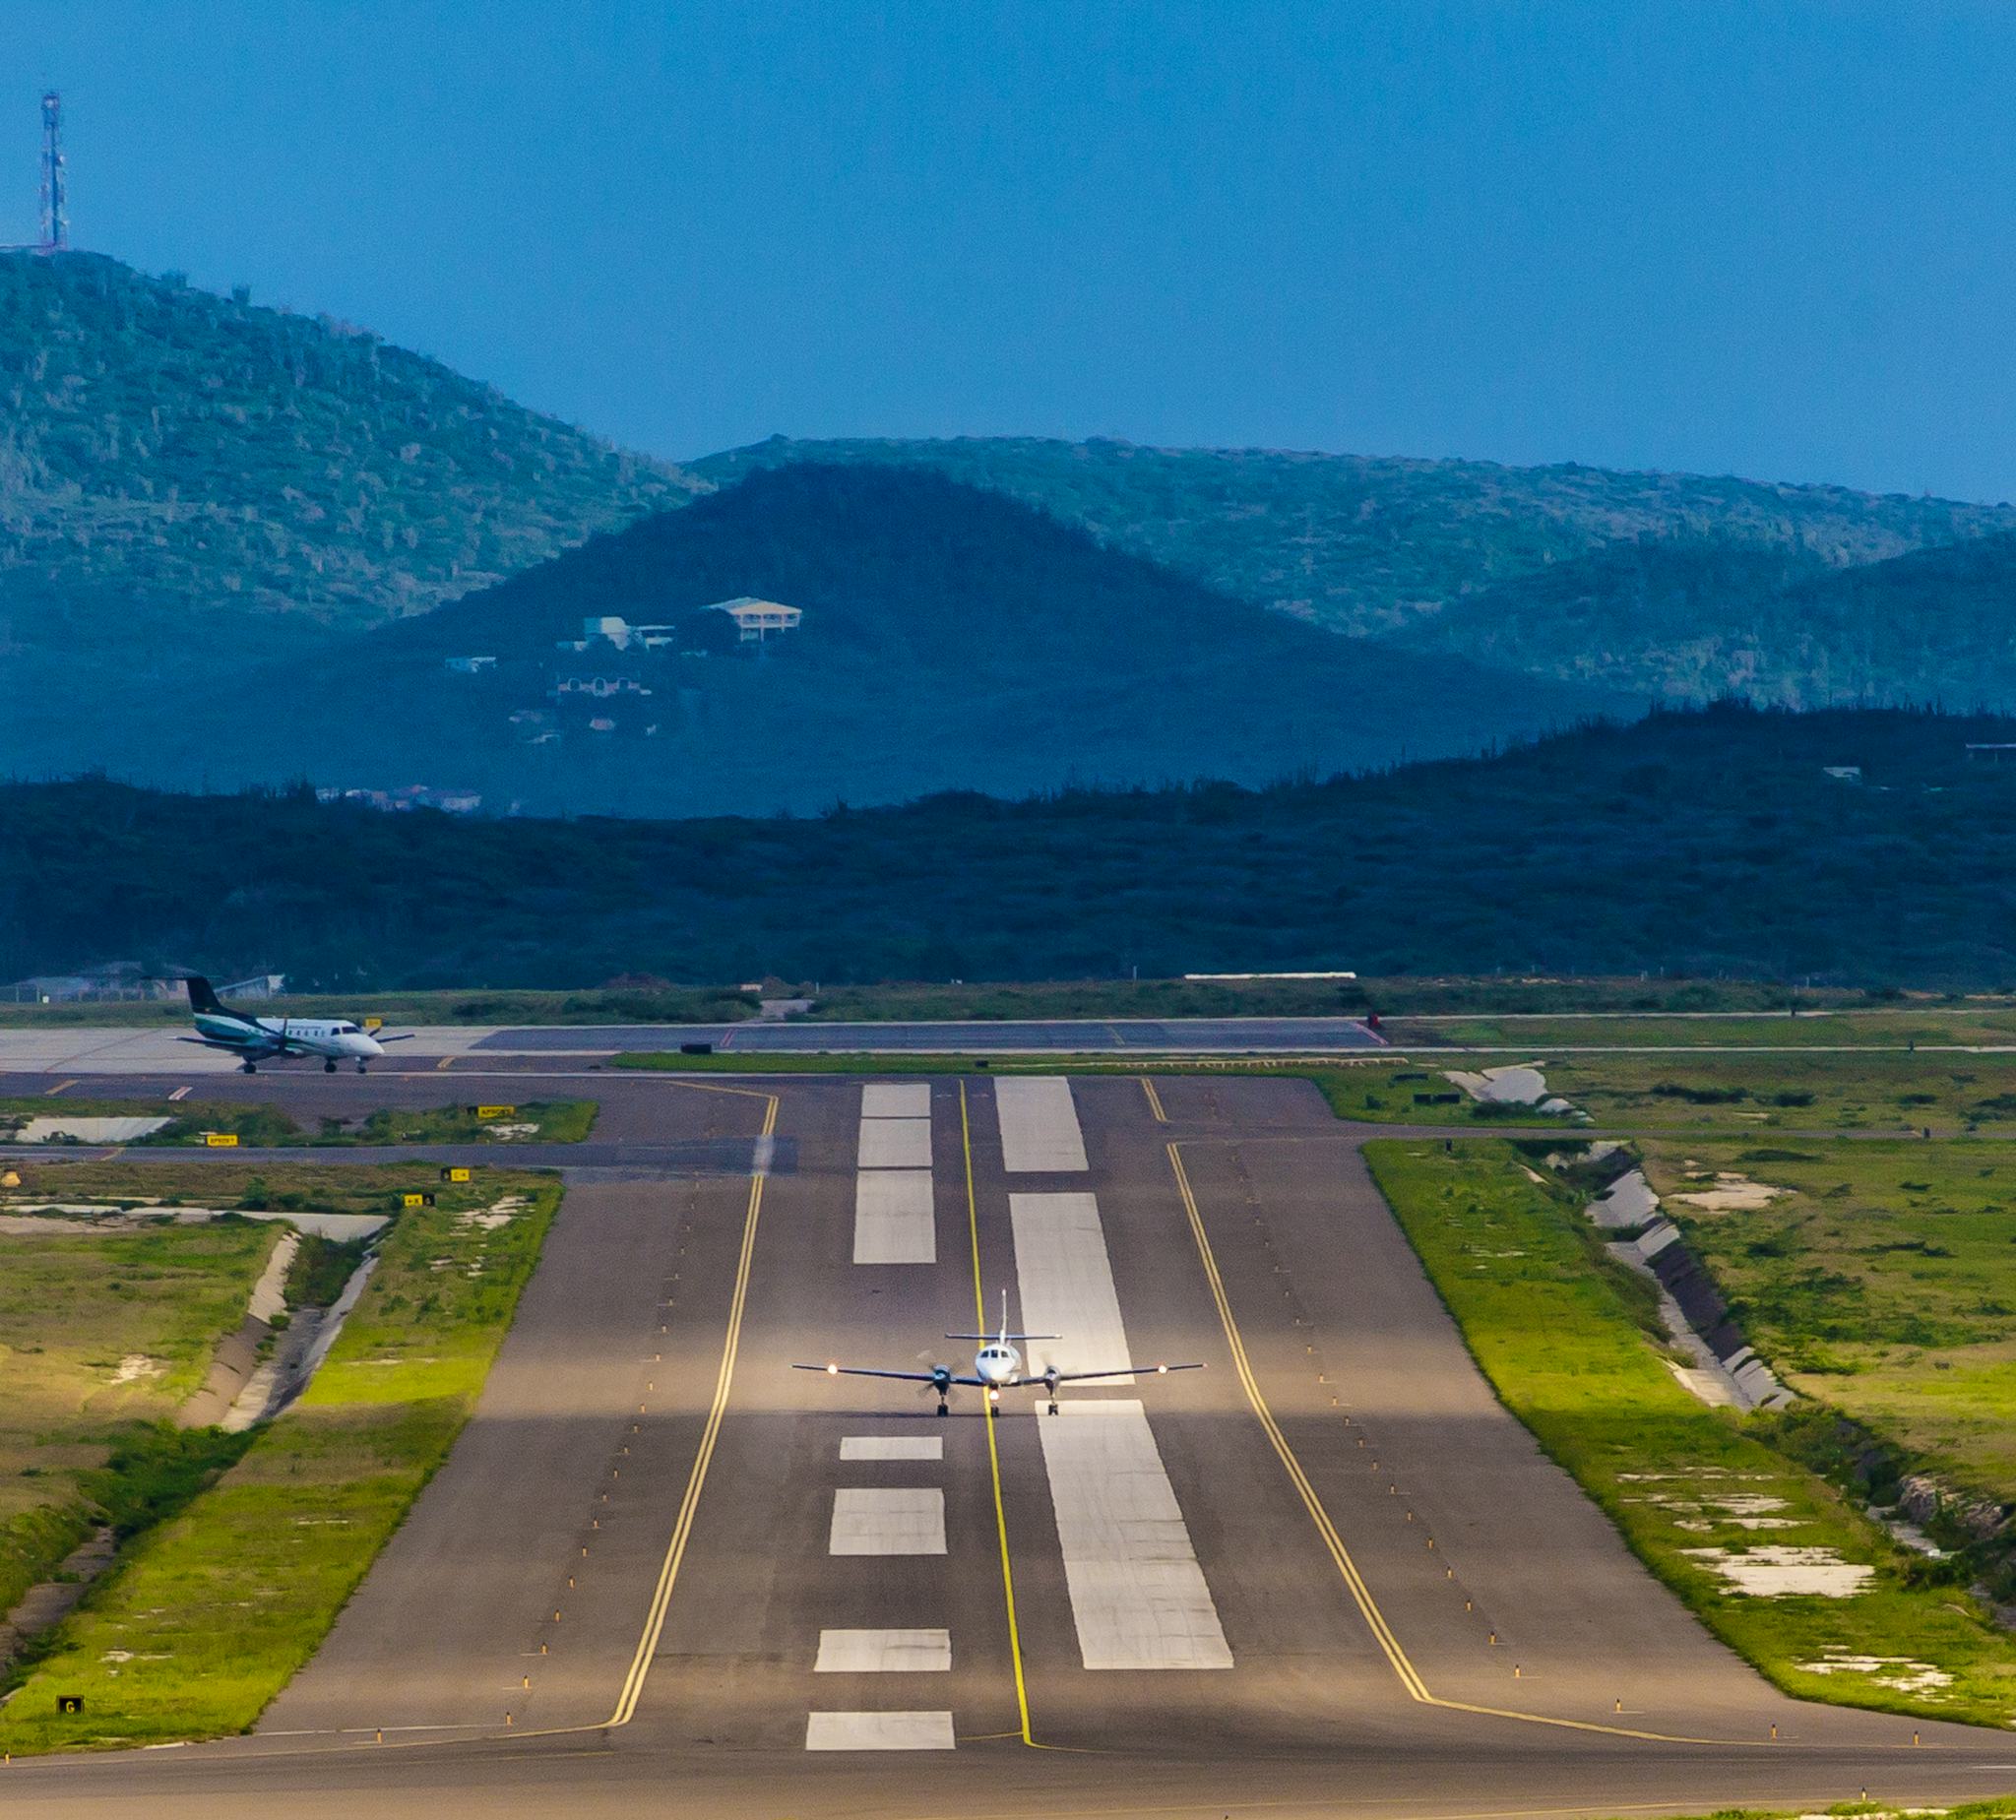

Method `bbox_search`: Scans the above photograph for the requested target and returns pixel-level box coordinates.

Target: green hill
[692,435,2015,639]
[5,703,2015,991]
[0,252,693,664]
[91,464,1629,816]
[1392,533,2016,708]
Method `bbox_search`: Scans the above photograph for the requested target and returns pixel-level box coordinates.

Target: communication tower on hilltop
[37,91,65,251]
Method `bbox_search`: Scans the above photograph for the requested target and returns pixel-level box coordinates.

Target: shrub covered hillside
[0,253,694,642]
[6,704,2016,990]
[694,435,2016,639]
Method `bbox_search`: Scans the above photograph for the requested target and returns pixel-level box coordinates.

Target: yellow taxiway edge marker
[604,1090,779,1728]
[1165,1139,1783,1748]
[962,1081,1041,1750]
[434,1054,455,1071]
[44,1079,77,1097]
[1138,1076,1167,1123]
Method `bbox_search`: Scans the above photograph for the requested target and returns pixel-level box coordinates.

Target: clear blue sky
[4,1,2011,499]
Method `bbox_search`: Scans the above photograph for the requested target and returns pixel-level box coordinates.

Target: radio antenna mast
[38,91,66,251]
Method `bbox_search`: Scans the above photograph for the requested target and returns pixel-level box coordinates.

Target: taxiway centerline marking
[1139,1077,1166,1123]
[604,1089,779,1727]
[1164,1138,1798,1748]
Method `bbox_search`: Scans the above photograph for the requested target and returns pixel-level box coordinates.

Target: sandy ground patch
[1668,1170,1785,1213]
[1680,1544,1874,1596]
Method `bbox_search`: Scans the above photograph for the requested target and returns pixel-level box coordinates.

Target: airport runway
[4,1066,2014,1817]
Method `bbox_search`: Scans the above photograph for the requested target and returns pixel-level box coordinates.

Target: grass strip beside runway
[1365,1138,2016,1729]
[0,1098,596,1148]
[0,1170,560,1754]
[0,1221,281,1617]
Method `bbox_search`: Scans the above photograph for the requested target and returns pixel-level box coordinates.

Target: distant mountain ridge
[692,435,2016,638]
[111,464,1630,816]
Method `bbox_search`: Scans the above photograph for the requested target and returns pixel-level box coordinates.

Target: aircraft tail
[182,974,231,1016]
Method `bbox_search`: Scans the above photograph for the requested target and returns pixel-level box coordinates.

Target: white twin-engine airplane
[177,975,414,1075]
[795,1291,1204,1416]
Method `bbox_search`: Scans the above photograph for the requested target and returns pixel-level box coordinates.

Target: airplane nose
[362,1036,385,1056]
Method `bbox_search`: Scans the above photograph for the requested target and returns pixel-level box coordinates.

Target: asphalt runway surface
[5,1065,2015,1818]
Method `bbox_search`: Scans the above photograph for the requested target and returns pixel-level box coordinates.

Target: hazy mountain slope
[1394,533,2016,708]
[692,435,2014,638]
[0,253,694,652]
[5,704,2013,990]
[118,465,1631,816]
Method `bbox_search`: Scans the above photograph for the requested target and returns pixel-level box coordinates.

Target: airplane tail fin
[183,974,228,1015]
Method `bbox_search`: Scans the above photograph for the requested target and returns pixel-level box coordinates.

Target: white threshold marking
[815,1628,952,1672]
[829,1487,946,1555]
[840,1436,943,1462]
[805,1711,954,1750]
[1008,1191,1132,1380]
[857,1116,932,1169]
[993,1076,1088,1172]
[1037,1402,1231,1670]
[861,1083,930,1118]
[852,1169,936,1264]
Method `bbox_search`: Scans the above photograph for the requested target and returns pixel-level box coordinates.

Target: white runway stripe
[861,1083,930,1118]
[857,1116,933,1168]
[1008,1191,1132,1381]
[815,1629,952,1672]
[1037,1402,1232,1670]
[993,1076,1089,1172]
[840,1436,943,1462]
[829,1487,946,1555]
[851,1169,936,1264]
[805,1710,955,1750]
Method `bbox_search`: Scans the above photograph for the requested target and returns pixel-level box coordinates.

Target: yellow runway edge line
[1165,1139,1824,1751]
[604,1091,780,1728]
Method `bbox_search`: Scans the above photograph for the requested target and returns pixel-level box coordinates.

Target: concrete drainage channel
[178,1213,390,1431]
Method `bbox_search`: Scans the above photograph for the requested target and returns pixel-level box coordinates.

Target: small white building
[702,596,802,643]
[557,616,678,654]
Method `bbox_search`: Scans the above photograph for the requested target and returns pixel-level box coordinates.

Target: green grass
[1364,1137,2016,1728]
[1383,1007,2016,1050]
[1540,1053,2016,1131]
[1641,1139,2016,1506]
[2,1159,482,1216]
[0,1098,597,1148]
[0,1168,559,1752]
[0,1218,281,1617]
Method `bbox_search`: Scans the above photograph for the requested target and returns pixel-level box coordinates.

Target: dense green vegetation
[0,1170,558,1751]
[1366,1138,2016,1727]
[0,253,689,634]
[0,253,693,781]
[115,465,1623,814]
[695,434,2015,636]
[1644,1141,2016,1515]
[0,1217,279,1618]
[1396,532,2016,709]
[9,703,2016,990]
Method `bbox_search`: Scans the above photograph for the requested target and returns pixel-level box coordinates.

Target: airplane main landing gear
[324,1059,337,1073]
[240,1061,258,1075]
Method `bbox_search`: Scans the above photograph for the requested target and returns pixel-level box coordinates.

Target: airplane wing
[176,1035,274,1054]
[372,1033,417,1043]
[792,1364,985,1387]
[1037,1362,1206,1384]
